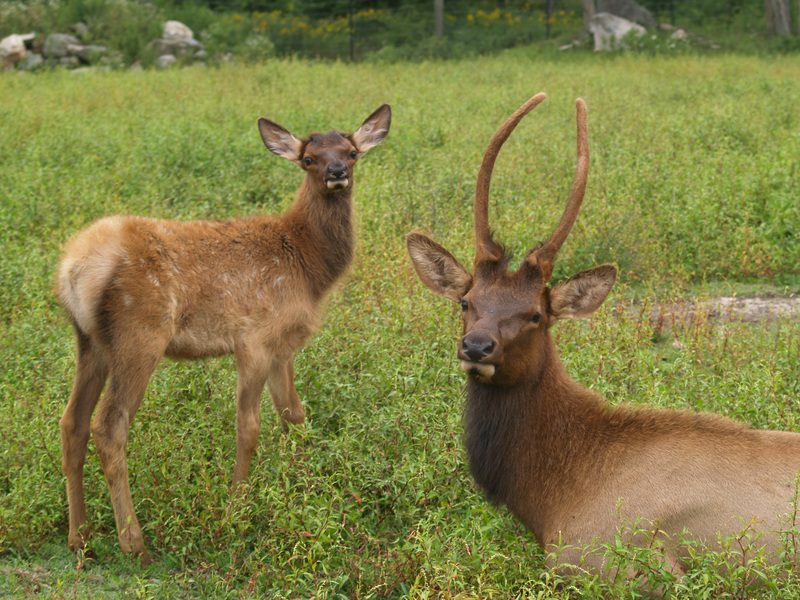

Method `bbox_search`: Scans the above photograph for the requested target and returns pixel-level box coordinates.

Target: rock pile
[1,19,204,72]
[0,23,115,71]
[145,21,206,68]
[43,31,109,67]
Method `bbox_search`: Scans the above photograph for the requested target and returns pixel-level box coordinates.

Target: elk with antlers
[406,94,800,577]
[57,105,391,563]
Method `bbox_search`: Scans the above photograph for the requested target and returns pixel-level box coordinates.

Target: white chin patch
[460,360,496,380]
[326,178,349,190]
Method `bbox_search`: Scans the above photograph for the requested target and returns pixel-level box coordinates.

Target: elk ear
[351,104,391,155]
[407,232,472,303]
[549,264,617,320]
[258,118,304,163]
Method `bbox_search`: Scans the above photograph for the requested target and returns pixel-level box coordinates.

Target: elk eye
[350,149,357,159]
[303,156,313,166]
[531,312,542,323]
[460,299,469,311]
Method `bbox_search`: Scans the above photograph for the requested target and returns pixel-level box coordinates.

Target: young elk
[406,94,800,578]
[57,105,391,563]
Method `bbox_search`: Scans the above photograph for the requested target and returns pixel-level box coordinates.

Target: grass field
[1,51,800,598]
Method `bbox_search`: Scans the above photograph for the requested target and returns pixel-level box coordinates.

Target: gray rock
[147,38,202,58]
[71,22,90,40]
[589,13,646,51]
[0,34,27,69]
[44,33,83,58]
[19,52,44,70]
[597,0,657,30]
[75,44,108,63]
[155,54,177,68]
[163,20,194,41]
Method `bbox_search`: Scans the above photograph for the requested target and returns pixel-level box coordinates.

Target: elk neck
[283,176,355,299]
[464,325,606,543]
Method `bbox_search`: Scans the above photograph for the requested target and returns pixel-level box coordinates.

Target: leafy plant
[1,53,799,597]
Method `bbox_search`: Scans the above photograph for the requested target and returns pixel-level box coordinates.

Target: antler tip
[521,92,547,115]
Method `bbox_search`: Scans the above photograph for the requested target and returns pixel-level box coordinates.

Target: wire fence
[194,0,768,60]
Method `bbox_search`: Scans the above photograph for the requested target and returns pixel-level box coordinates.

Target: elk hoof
[279,408,306,432]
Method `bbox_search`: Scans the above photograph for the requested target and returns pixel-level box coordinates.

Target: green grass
[1,51,800,597]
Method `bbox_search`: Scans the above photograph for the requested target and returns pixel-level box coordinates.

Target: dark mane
[464,379,525,506]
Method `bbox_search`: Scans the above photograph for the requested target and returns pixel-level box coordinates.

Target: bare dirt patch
[642,295,800,325]
[710,296,800,322]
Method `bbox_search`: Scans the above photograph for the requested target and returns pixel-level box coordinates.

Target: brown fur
[56,105,391,563]
[406,94,800,580]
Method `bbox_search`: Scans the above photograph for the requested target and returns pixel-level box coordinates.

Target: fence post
[435,0,444,36]
[349,0,355,61]
[546,0,553,39]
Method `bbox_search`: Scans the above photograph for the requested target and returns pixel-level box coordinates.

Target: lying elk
[406,94,800,578]
[57,105,391,563]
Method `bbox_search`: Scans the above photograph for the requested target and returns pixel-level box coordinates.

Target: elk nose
[460,335,496,362]
[328,163,348,178]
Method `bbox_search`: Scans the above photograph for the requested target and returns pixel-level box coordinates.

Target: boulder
[70,22,90,40]
[156,54,177,68]
[0,34,27,69]
[148,37,202,58]
[19,53,44,70]
[163,20,194,41]
[145,21,204,68]
[597,0,657,29]
[589,13,646,51]
[75,44,108,63]
[44,33,83,58]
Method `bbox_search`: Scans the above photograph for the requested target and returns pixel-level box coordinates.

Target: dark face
[301,132,359,194]
[406,97,615,390]
[258,104,390,198]
[458,268,549,386]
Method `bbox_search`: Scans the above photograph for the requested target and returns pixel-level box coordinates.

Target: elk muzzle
[326,162,349,190]
[458,329,501,381]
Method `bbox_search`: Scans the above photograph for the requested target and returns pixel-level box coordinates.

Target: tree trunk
[765,0,791,36]
[583,0,595,32]
[434,0,444,37]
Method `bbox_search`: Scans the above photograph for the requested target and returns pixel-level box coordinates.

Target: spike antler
[526,98,590,277]
[474,92,547,264]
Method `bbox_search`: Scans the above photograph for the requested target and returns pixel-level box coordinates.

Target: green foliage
[1,54,800,597]
[2,0,800,65]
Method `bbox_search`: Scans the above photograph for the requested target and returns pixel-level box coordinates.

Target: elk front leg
[60,328,108,553]
[267,355,305,431]
[90,347,161,565]
[233,348,270,483]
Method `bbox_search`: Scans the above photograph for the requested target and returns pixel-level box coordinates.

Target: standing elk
[406,93,800,579]
[56,105,391,563]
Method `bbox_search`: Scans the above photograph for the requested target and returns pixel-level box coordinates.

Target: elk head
[258,105,391,195]
[407,94,617,387]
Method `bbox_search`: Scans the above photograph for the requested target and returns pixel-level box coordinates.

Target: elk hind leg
[60,327,108,553]
[91,344,162,564]
[267,355,305,430]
